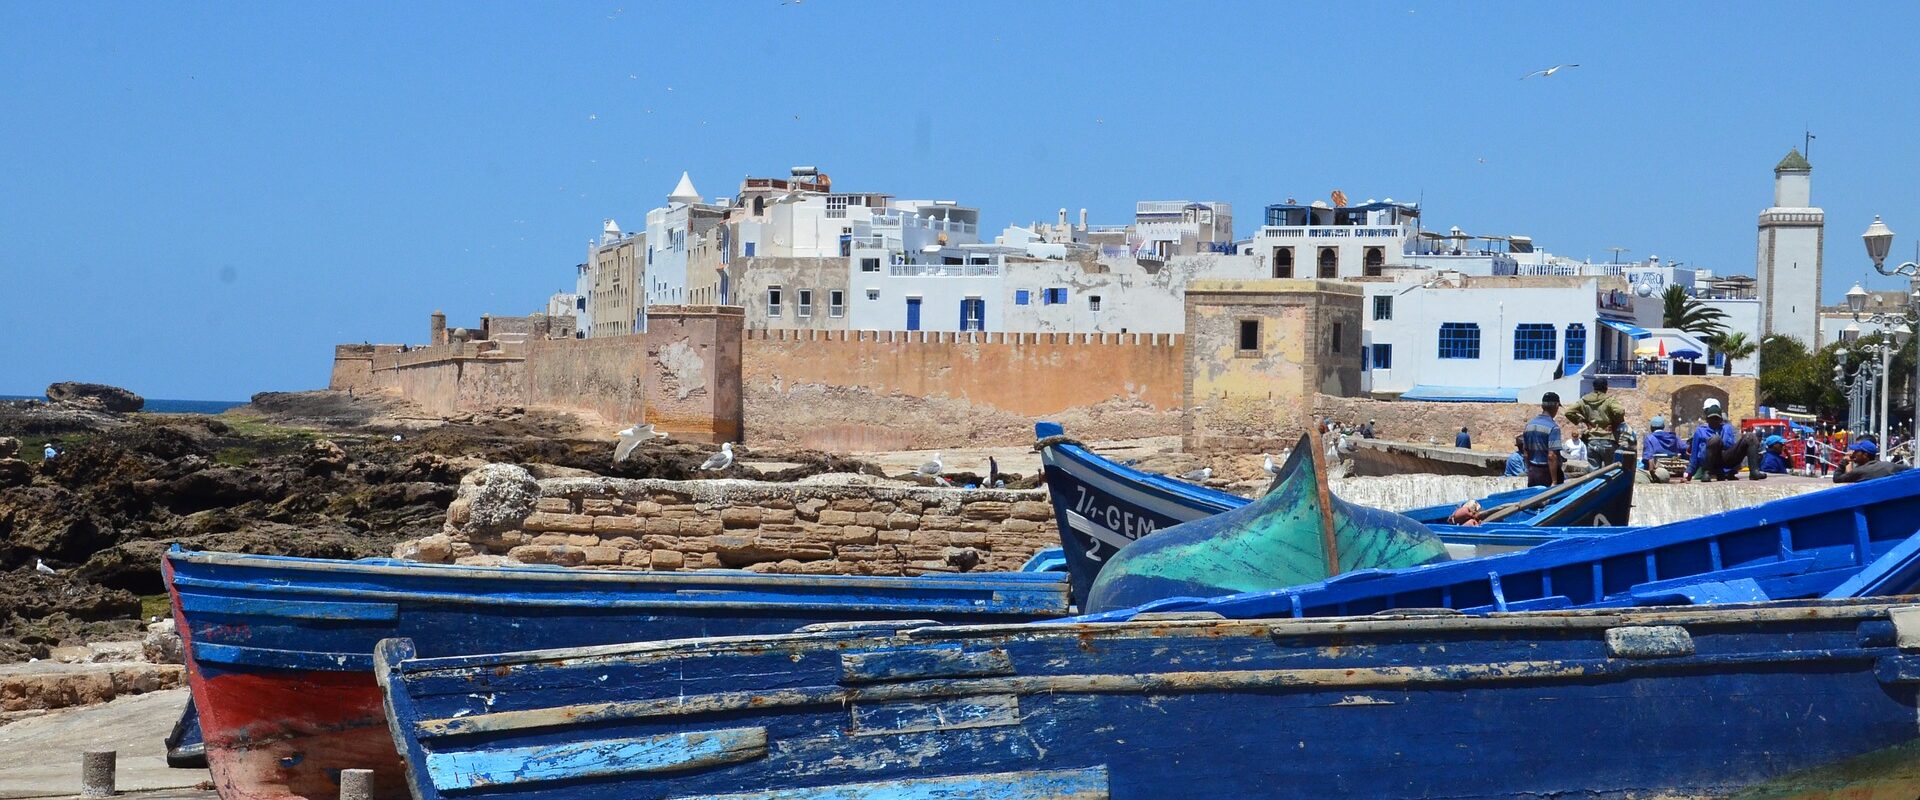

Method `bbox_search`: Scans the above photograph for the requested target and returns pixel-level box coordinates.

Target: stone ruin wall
[403,466,1060,576]
[739,329,1185,451]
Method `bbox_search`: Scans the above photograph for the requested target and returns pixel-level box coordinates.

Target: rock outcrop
[45,383,144,413]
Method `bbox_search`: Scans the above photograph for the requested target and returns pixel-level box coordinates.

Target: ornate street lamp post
[1855,216,1920,448]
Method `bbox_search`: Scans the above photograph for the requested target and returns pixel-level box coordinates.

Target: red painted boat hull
[190,668,409,800]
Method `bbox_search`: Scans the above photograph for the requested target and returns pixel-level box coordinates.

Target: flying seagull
[35,559,56,575]
[699,442,734,471]
[613,423,668,462]
[1181,466,1212,482]
[1521,64,1579,80]
[917,452,944,477]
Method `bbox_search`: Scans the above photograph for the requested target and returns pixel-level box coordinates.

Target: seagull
[1520,64,1579,80]
[917,453,944,477]
[613,424,652,462]
[1263,455,1280,477]
[35,559,56,575]
[1181,466,1212,482]
[699,443,734,471]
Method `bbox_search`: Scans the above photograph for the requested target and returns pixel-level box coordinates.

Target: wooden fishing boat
[1086,432,1450,612]
[1079,467,1920,621]
[1036,421,1638,606]
[375,598,1920,800]
[162,548,1069,800]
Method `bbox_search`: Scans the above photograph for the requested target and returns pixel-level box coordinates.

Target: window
[1089,295,1102,312]
[1372,343,1393,370]
[576,297,586,311]
[1044,287,1068,305]
[1363,246,1385,277]
[1015,290,1031,305]
[960,298,985,331]
[829,290,845,318]
[1438,322,1480,359]
[1513,323,1557,360]
[861,258,880,273]
[1272,247,1294,278]
[743,242,755,257]
[1238,320,1260,352]
[866,289,880,301]
[1372,295,1392,321]
[1564,324,1587,371]
[767,286,783,318]
[1331,322,1344,353]
[796,289,813,318]
[1317,247,1338,278]
[753,196,765,215]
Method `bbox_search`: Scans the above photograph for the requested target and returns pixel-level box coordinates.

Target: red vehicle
[1740,418,1813,471]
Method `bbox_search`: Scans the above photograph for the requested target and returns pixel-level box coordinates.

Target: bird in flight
[1521,64,1579,80]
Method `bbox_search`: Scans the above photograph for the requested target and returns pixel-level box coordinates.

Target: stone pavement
[0,688,205,799]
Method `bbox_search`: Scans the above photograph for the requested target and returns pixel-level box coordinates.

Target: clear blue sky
[7,2,1920,400]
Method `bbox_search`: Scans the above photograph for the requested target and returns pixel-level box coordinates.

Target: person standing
[1522,393,1565,487]
[1564,376,1626,467]
[1685,399,1765,481]
[1835,440,1912,483]
[1454,426,1471,449]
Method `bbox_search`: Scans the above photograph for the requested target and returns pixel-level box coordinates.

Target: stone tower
[430,310,447,346]
[1756,148,1824,348]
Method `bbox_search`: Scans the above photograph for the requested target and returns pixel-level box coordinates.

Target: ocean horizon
[0,394,247,415]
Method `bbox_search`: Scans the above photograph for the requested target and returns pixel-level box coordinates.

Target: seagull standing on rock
[917,453,944,478]
[699,442,734,472]
[35,559,57,575]
[1181,466,1212,482]
[1263,455,1280,477]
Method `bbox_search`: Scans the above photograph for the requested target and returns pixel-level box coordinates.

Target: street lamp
[1857,216,1920,449]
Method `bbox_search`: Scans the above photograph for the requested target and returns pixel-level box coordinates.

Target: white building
[1757,148,1824,348]
[642,172,728,325]
[570,262,592,334]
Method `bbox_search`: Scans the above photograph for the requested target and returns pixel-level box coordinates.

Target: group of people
[1503,377,1912,487]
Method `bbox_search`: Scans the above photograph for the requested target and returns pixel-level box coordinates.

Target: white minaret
[1756,148,1823,348]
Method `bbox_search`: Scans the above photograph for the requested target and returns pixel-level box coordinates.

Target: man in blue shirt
[1455,427,1472,449]
[1759,435,1794,474]
[1638,415,1684,481]
[1521,393,1564,487]
[1503,435,1527,477]
[1686,399,1765,481]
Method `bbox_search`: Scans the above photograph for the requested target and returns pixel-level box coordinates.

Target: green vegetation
[1705,331,1758,377]
[1759,333,1916,421]
[140,594,170,621]
[1662,285,1729,337]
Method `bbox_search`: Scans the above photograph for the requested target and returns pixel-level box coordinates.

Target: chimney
[430,310,447,347]
[1058,208,1067,228]
[1079,208,1088,231]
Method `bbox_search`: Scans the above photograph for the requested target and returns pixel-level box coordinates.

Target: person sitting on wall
[1639,416,1685,481]
[1503,435,1527,478]
[1684,399,1765,482]
[1834,439,1912,484]
[1759,436,1795,475]
[1454,426,1472,449]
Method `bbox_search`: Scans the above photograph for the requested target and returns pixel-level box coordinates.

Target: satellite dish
[1636,283,1655,297]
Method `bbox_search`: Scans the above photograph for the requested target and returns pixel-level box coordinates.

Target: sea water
[0,395,245,414]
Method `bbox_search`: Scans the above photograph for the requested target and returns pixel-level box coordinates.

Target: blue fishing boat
[1035,421,1637,603]
[375,597,1920,799]
[1080,468,1920,619]
[162,548,1068,800]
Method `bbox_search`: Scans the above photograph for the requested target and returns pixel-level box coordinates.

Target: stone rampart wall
[522,335,649,428]
[740,329,1184,450]
[406,468,1059,576]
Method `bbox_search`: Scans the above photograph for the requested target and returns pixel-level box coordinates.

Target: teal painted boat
[1087,430,1449,612]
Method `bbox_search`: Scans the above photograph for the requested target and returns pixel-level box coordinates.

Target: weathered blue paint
[176,593,401,621]
[1034,421,1638,605]
[1829,528,1920,598]
[1071,470,1920,622]
[425,727,768,791]
[841,644,1013,684]
[675,767,1109,800]
[375,600,1920,800]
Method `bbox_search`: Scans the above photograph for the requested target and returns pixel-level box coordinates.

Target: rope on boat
[1032,435,1087,452]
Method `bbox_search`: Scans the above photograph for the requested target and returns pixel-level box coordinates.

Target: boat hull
[164,550,1068,800]
[377,599,1920,800]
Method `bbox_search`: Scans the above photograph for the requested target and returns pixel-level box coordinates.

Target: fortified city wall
[401,467,1060,576]
[739,329,1184,451]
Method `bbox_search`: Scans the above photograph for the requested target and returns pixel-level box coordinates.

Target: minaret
[1756,148,1824,347]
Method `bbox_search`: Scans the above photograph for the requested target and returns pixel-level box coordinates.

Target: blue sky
[6,2,1920,399]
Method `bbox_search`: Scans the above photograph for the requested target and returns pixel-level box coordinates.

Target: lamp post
[1858,216,1920,448]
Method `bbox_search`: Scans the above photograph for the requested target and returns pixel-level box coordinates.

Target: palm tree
[1662,285,1729,337]
[1705,331,1757,376]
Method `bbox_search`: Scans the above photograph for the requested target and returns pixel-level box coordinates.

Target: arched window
[1363,246,1385,276]
[1317,247,1338,278]
[1272,247,1294,278]
[753,196,765,215]
[1564,324,1587,371]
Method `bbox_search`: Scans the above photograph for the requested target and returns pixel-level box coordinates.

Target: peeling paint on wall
[657,338,707,401]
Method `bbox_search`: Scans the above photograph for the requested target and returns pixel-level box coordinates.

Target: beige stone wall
[522,335,649,429]
[412,475,1059,576]
[1184,280,1364,454]
[327,344,402,391]
[646,306,744,443]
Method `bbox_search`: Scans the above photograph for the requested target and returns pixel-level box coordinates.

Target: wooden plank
[193,642,373,671]
[427,727,767,791]
[850,695,1020,737]
[176,592,399,621]
[841,645,1013,685]
[675,767,1109,800]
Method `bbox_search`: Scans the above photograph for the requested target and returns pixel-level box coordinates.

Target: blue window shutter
[1016,290,1030,305]
[743,242,755,257]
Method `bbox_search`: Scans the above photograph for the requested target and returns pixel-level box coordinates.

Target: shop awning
[1399,385,1522,403]
[1598,319,1652,339]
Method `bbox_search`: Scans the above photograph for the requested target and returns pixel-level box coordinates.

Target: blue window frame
[1564,324,1587,371]
[743,242,755,257]
[960,298,985,331]
[1371,343,1392,370]
[1437,323,1480,359]
[1015,290,1031,306]
[1043,287,1068,305]
[1514,323,1557,361]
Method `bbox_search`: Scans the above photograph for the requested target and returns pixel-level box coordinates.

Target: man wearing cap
[1639,416,1684,481]
[1759,435,1794,475]
[1835,439,1911,484]
[1685,399,1765,481]
[1521,392,1564,487]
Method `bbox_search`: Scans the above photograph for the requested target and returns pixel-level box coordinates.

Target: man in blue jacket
[1639,416,1684,481]
[1686,399,1765,481]
[1759,435,1794,475]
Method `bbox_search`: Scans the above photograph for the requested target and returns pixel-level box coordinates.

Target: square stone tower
[1756,148,1823,348]
[1183,279,1363,453]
